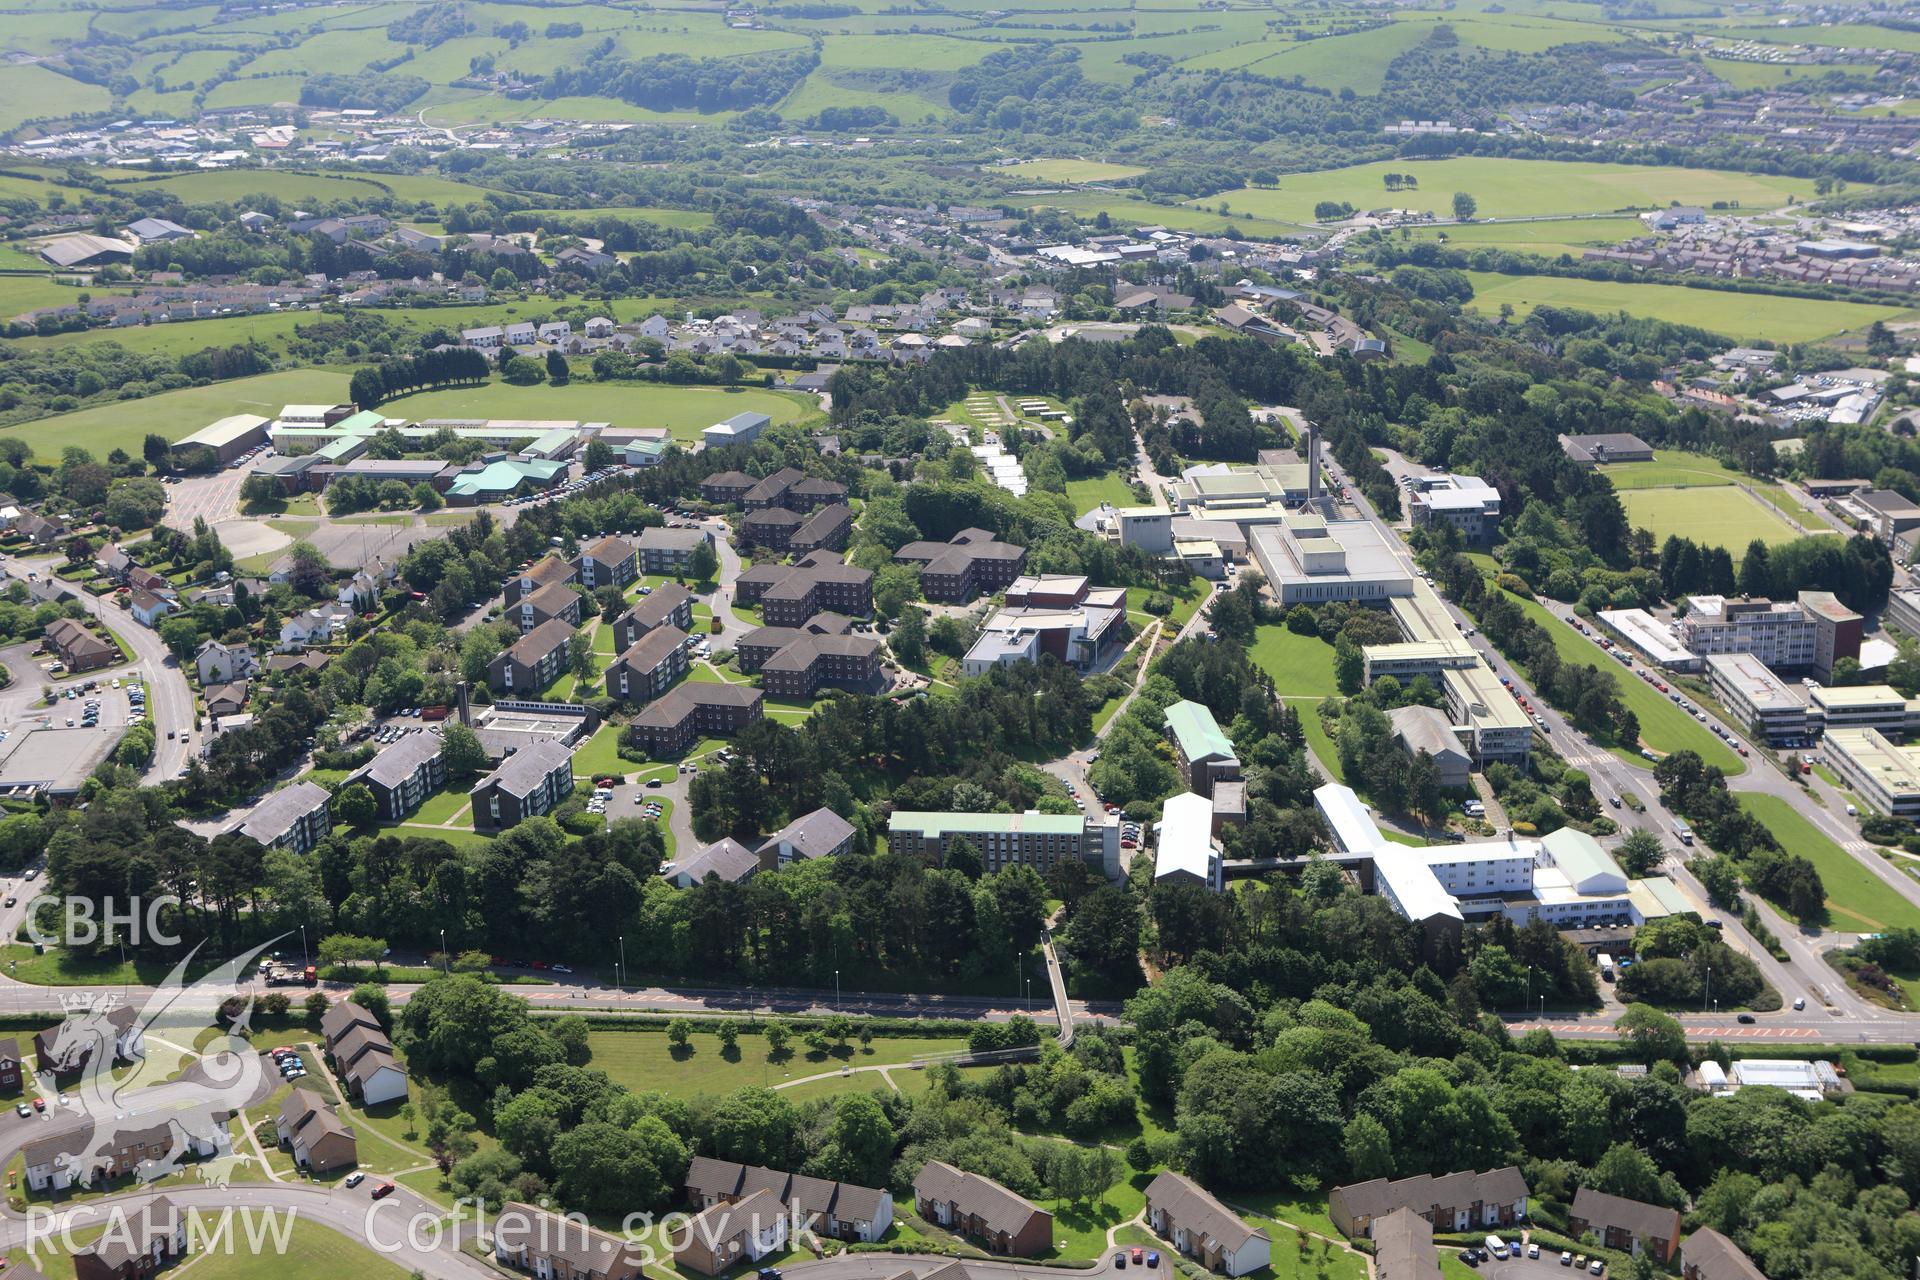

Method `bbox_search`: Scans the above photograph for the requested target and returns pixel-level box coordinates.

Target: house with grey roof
[469,739,575,831]
[666,839,760,888]
[232,780,332,854]
[759,807,856,864]
[343,733,445,822]
[912,1160,1052,1256]
[1146,1171,1270,1276]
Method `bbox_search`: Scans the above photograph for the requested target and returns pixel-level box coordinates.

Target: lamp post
[1526,965,1533,1019]
[440,928,448,975]
[1705,966,1712,1015]
[300,924,308,970]
[834,968,840,1013]
[619,934,627,991]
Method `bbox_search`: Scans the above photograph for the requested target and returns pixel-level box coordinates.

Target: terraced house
[911,1160,1052,1256]
[683,1156,894,1242]
[495,1202,649,1280]
[1145,1173,1270,1276]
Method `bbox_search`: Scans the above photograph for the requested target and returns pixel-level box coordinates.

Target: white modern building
[1705,653,1811,744]
[1405,474,1502,544]
[1252,516,1416,606]
[1153,792,1223,890]
[1681,596,1817,669]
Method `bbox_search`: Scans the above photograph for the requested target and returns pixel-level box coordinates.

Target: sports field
[1001,159,1149,184]
[1200,158,1828,223]
[1619,487,1801,558]
[1461,272,1905,343]
[2,368,350,463]
[379,381,816,442]
[1599,450,1752,490]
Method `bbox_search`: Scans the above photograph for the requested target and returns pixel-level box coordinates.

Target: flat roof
[0,727,123,796]
[1705,652,1802,712]
[888,811,1086,837]
[1828,728,1920,797]
[1812,683,1912,710]
[1314,783,1385,854]
[1597,608,1694,666]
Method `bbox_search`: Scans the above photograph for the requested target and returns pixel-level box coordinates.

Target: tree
[764,1022,790,1059]
[667,1018,693,1051]
[144,434,171,472]
[1738,539,1772,598]
[583,440,615,472]
[568,630,596,681]
[685,538,718,584]
[717,1020,739,1052]
[891,606,928,667]
[157,616,200,664]
[1343,1112,1395,1181]
[303,991,330,1023]
[442,723,486,781]
[350,367,385,409]
[503,356,547,386]
[546,350,570,385]
[1616,1003,1686,1064]
[334,783,377,828]
[1617,829,1664,879]
[316,933,387,969]
[1452,192,1478,220]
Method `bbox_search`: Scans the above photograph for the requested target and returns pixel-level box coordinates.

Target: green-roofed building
[444,457,569,506]
[1164,700,1241,797]
[315,435,368,464]
[889,810,1112,875]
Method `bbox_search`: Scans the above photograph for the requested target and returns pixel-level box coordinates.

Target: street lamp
[1526,965,1533,1017]
[1705,966,1712,1015]
[440,928,448,975]
[834,968,840,1013]
[300,924,308,970]
[619,934,627,991]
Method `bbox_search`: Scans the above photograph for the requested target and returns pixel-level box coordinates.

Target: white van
[1486,1236,1509,1260]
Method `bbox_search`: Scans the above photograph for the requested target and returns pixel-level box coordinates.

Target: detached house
[1145,1172,1270,1276]
[912,1160,1052,1256]
[195,639,256,685]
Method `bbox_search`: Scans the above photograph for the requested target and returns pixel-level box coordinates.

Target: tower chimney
[456,680,472,727]
[1305,422,1321,503]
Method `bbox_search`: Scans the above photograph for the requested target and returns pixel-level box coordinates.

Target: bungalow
[275,1089,358,1173]
[912,1160,1052,1256]
[494,1202,648,1280]
[1145,1171,1271,1276]
[94,545,133,582]
[673,1188,789,1277]
[203,680,248,719]
[128,589,173,629]
[1568,1188,1681,1263]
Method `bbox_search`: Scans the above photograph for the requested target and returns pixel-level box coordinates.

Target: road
[1331,459,1909,1036]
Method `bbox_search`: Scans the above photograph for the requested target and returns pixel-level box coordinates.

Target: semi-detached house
[494,1202,648,1280]
[1144,1171,1271,1276]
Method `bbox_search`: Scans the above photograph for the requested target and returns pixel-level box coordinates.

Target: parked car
[345,1172,365,1188]
[370,1182,396,1200]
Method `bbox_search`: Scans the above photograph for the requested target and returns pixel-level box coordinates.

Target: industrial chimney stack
[1305,422,1321,503]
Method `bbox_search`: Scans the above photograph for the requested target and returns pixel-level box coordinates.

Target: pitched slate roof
[912,1160,1045,1236]
[1146,1171,1265,1253]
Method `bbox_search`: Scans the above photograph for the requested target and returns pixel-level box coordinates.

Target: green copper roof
[1164,699,1237,764]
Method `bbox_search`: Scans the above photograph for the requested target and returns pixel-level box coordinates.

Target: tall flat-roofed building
[1809,683,1920,736]
[888,811,1117,877]
[1705,653,1811,744]
[1681,596,1816,669]
[1405,474,1502,544]
[1797,590,1862,681]
[1825,727,1920,816]
[1252,517,1416,606]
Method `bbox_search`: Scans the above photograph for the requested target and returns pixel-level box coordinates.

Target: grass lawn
[1231,1189,1342,1239]
[1000,159,1148,184]
[1125,580,1208,632]
[410,786,473,826]
[1291,698,1345,783]
[1599,449,1749,490]
[1502,591,1745,774]
[1462,271,1902,344]
[379,381,817,444]
[572,723,631,780]
[1736,793,1920,934]
[0,943,227,986]
[1064,471,1143,514]
[1204,157,1826,223]
[1039,1170,1153,1261]
[583,1028,972,1099]
[1,368,349,464]
[1249,625,1341,697]
[1618,487,1802,561]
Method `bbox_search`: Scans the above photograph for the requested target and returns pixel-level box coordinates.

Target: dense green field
[1012,191,1313,236]
[1600,450,1752,490]
[2,367,349,462]
[1461,271,1904,343]
[1399,215,1648,257]
[1203,158,1828,223]
[584,1028,971,1099]
[1737,793,1920,934]
[0,64,110,133]
[1001,159,1150,184]
[1063,471,1142,513]
[1248,624,1340,698]
[1619,487,1802,557]
[379,381,815,442]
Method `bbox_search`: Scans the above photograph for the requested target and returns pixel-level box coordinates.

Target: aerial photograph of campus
[9,0,1920,1276]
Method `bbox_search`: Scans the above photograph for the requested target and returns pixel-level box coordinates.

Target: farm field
[378,381,816,442]
[0,275,132,318]
[583,1028,972,1099]
[1460,271,1904,343]
[1502,590,1746,774]
[1000,159,1149,184]
[1737,793,1920,935]
[7,309,317,356]
[1618,487,1802,559]
[0,64,110,133]
[519,205,714,229]
[1398,215,1648,256]
[1,368,349,463]
[1201,158,1827,223]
